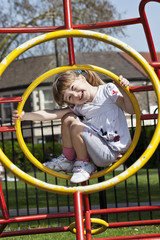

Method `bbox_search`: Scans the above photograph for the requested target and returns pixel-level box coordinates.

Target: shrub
[126,125,160,168]
[0,140,62,172]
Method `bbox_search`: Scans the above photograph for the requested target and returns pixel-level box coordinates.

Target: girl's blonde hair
[53,70,104,106]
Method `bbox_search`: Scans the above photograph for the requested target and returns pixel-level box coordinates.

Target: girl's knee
[70,121,85,136]
[62,113,84,135]
[62,113,77,127]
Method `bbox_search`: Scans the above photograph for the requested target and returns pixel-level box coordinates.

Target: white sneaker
[70,161,96,184]
[43,154,74,173]
[113,153,123,163]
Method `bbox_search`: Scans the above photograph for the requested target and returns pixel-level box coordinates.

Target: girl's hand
[119,75,129,88]
[12,110,25,122]
[116,75,135,114]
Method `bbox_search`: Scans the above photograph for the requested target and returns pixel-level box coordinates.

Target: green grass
[2,169,160,240]
[2,168,160,210]
[1,168,159,239]
[2,225,160,240]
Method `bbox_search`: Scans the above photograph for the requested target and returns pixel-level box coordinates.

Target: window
[3,101,12,119]
[0,93,23,121]
[39,88,55,110]
[1,96,12,121]
[43,89,54,109]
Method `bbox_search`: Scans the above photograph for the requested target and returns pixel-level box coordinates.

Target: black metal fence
[0,115,160,231]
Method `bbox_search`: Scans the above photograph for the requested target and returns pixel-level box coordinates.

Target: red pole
[81,182,90,212]
[63,0,75,65]
[85,211,92,240]
[74,191,85,240]
[139,0,160,79]
[0,182,9,233]
[0,182,9,220]
[81,182,92,240]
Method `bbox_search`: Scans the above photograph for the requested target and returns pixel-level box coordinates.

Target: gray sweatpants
[82,126,118,167]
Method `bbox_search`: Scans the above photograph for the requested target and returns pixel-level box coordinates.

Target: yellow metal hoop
[0,29,159,195]
[15,64,141,180]
[69,218,109,235]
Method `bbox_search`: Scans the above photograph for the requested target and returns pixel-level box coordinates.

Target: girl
[12,70,135,184]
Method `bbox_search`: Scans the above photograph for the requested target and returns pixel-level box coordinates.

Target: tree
[0,0,125,61]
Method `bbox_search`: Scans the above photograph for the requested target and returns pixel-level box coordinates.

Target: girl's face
[63,75,94,105]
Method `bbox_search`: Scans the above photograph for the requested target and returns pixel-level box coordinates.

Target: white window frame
[38,87,55,110]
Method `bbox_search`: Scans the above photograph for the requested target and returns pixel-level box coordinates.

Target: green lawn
[1,168,160,239]
[2,169,160,210]
[2,225,160,240]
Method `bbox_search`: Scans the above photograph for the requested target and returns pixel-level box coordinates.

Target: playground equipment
[0,0,160,239]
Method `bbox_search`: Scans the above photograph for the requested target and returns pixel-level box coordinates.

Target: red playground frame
[0,0,160,239]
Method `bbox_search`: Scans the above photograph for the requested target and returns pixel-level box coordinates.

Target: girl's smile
[63,76,98,105]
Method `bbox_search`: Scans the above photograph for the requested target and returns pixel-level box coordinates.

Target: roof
[0,51,155,91]
[120,52,160,77]
[0,55,57,91]
[74,52,146,80]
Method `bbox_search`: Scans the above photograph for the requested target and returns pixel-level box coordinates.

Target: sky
[109,0,160,52]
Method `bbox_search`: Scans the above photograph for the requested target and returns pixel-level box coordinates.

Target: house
[0,51,158,142]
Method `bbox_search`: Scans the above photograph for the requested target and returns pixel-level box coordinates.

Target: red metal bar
[0,182,9,220]
[0,96,22,103]
[108,219,160,228]
[0,1,159,80]
[85,211,92,240]
[142,238,160,240]
[74,191,85,240]
[141,114,158,120]
[0,126,16,132]
[0,212,75,224]
[139,0,160,78]
[0,17,141,34]
[83,193,90,212]
[95,233,160,240]
[81,182,90,213]
[0,26,65,33]
[81,182,92,240]
[0,182,9,234]
[74,17,141,29]
[0,126,16,133]
[0,226,69,237]
[150,61,160,69]
[63,0,75,65]
[81,183,92,240]
[130,85,154,92]
[0,2,159,240]
[90,205,160,215]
